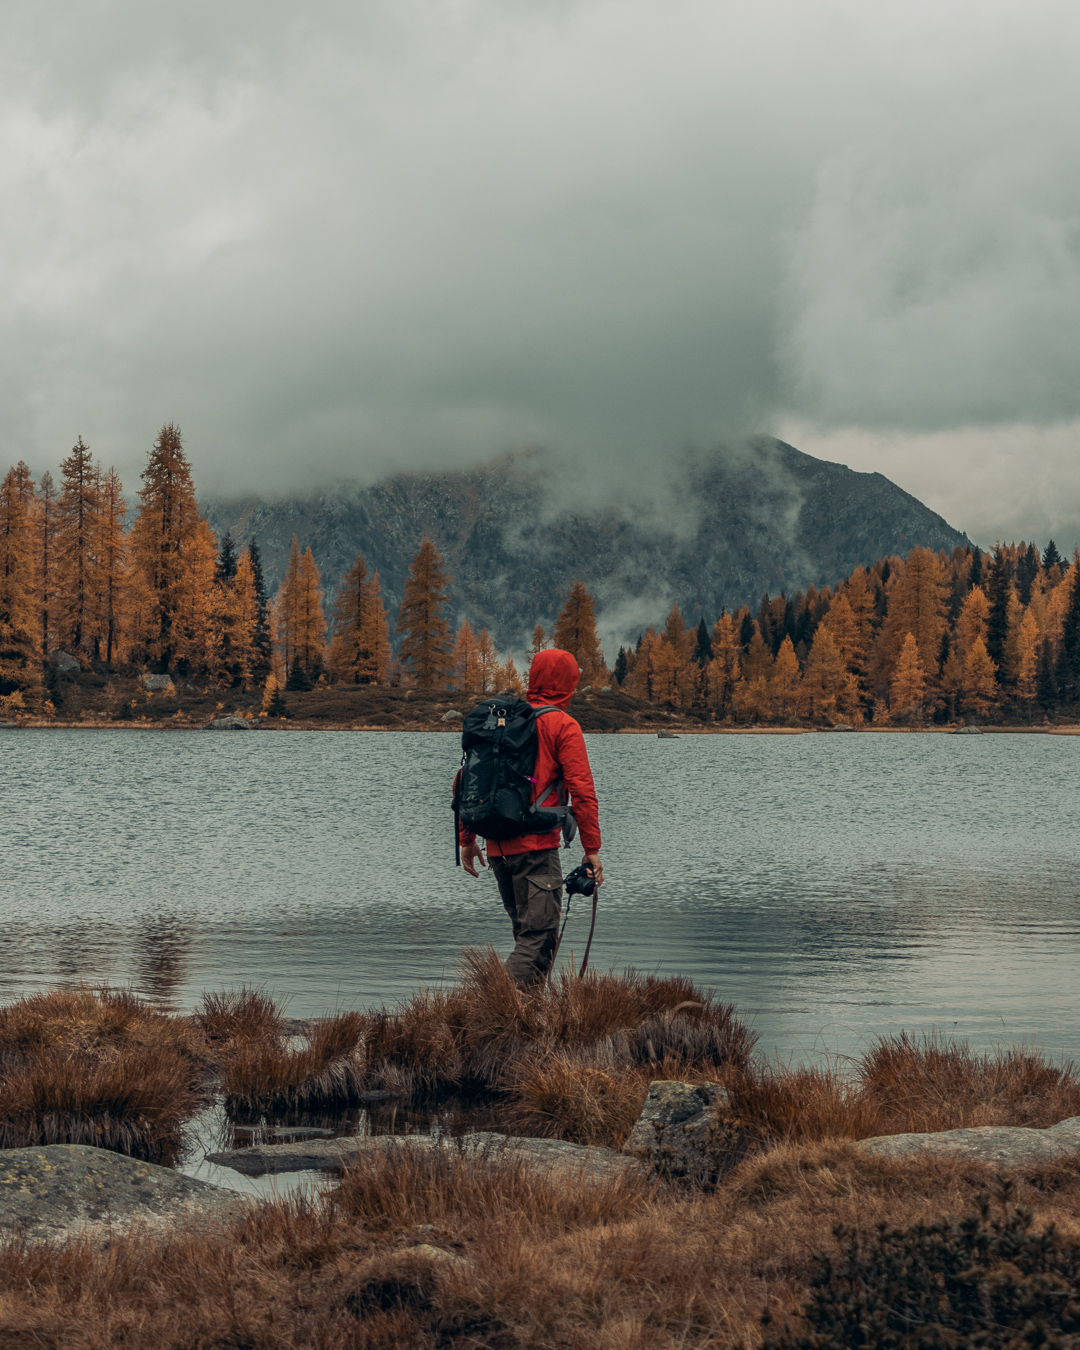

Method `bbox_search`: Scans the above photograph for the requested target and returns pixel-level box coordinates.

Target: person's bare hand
[461,842,487,878]
[584,853,604,887]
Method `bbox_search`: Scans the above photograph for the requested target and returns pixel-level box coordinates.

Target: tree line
[2,427,1078,723]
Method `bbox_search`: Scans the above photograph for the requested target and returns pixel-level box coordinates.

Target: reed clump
[0,987,205,1161]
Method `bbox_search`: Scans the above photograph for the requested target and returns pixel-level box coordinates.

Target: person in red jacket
[459,647,603,986]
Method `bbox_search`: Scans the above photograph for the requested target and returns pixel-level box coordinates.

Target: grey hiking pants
[490,848,564,987]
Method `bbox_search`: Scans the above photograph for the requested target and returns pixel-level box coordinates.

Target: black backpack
[452,697,571,862]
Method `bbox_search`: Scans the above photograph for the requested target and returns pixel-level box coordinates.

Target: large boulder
[0,1144,248,1244]
[51,651,81,675]
[857,1115,1080,1166]
[142,673,175,694]
[623,1080,751,1182]
[208,1131,636,1185]
[204,715,249,730]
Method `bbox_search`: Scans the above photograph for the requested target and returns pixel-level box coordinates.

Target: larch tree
[528,623,548,665]
[275,537,303,677]
[799,626,848,722]
[889,632,928,724]
[707,612,741,719]
[54,436,102,656]
[35,470,58,658]
[330,552,369,684]
[453,620,481,691]
[875,546,949,693]
[955,586,991,659]
[1015,608,1039,716]
[961,636,999,717]
[476,627,500,694]
[0,465,40,703]
[498,655,525,696]
[553,581,606,682]
[227,548,260,687]
[627,627,657,702]
[741,628,774,684]
[397,537,453,688]
[128,424,205,672]
[769,635,800,721]
[294,546,326,677]
[97,467,128,665]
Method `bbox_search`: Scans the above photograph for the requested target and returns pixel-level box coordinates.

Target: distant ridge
[204,439,969,653]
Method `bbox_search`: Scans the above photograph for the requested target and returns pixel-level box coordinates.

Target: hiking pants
[490,848,563,987]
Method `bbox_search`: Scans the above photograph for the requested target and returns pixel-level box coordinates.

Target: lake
[2,728,1078,1065]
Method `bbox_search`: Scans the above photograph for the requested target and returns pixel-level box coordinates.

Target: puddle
[176,1092,513,1196]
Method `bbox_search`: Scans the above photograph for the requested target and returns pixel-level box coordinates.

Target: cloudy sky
[2,0,1078,546]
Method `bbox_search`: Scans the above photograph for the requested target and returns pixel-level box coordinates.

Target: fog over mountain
[205,440,968,657]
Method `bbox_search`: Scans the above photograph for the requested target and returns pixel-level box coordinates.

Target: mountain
[204,440,969,655]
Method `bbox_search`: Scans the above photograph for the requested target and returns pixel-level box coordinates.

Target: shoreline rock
[857,1115,1080,1165]
[624,1080,752,1181]
[0,1145,249,1245]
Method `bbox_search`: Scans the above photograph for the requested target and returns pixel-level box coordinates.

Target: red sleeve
[555,717,602,854]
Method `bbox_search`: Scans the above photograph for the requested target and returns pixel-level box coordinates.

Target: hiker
[458,647,603,986]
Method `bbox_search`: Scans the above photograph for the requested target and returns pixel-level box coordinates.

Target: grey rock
[208,1131,637,1184]
[142,673,175,693]
[657,731,679,739]
[826,721,854,731]
[405,1243,465,1265]
[0,1144,249,1245]
[625,1080,749,1182]
[600,686,611,693]
[51,651,81,674]
[858,1115,1080,1165]
[952,725,985,734]
[205,715,249,730]
[440,709,462,721]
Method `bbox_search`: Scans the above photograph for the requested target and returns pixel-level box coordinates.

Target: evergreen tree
[613,646,628,685]
[1043,540,1062,572]
[1017,542,1040,605]
[0,465,40,702]
[397,537,453,688]
[738,610,755,649]
[553,580,606,682]
[969,546,983,589]
[97,467,128,666]
[330,552,369,684]
[984,547,1012,669]
[246,540,272,683]
[692,615,712,666]
[1037,637,1059,713]
[216,532,238,582]
[1054,560,1080,704]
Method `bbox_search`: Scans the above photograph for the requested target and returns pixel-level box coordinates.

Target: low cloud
[0,0,1078,545]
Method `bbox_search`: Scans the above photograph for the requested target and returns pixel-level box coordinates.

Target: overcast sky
[2,0,1078,546]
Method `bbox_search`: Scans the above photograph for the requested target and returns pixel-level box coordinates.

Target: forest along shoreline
[4,678,1080,734]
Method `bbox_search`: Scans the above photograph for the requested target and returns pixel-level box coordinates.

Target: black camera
[564,864,596,897]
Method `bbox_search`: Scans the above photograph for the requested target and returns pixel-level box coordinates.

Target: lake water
[2,728,1079,1065]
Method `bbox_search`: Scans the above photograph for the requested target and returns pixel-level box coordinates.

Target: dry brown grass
[220,1012,367,1111]
[194,987,283,1048]
[0,988,205,1161]
[3,1135,1080,1346]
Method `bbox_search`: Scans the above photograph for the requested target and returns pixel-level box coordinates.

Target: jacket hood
[528,648,580,709]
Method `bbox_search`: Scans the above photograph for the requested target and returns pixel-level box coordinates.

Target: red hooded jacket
[457,648,602,858]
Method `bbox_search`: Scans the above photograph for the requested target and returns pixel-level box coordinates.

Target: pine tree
[613,647,628,685]
[1017,542,1040,605]
[553,581,606,681]
[0,466,40,702]
[246,541,272,683]
[692,616,712,666]
[35,470,58,658]
[397,537,453,688]
[216,532,238,582]
[1056,556,1080,705]
[1043,540,1062,572]
[984,547,1012,669]
[453,620,481,691]
[128,424,205,672]
[889,632,927,724]
[54,436,101,656]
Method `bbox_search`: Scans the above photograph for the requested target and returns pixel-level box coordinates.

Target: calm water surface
[2,728,1078,1063]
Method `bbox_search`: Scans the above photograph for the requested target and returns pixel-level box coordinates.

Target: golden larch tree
[799,626,850,722]
[294,546,327,675]
[35,470,59,657]
[397,537,453,688]
[96,467,128,665]
[889,632,928,724]
[358,573,390,685]
[707,613,741,719]
[627,628,657,702]
[741,628,774,684]
[955,586,990,659]
[498,655,525,696]
[330,553,371,684]
[528,623,548,665]
[769,635,800,721]
[476,627,500,694]
[0,465,40,703]
[1015,608,1039,713]
[553,581,606,683]
[875,546,949,691]
[54,437,102,656]
[128,424,206,671]
[276,537,303,675]
[453,620,481,692]
[961,636,999,717]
